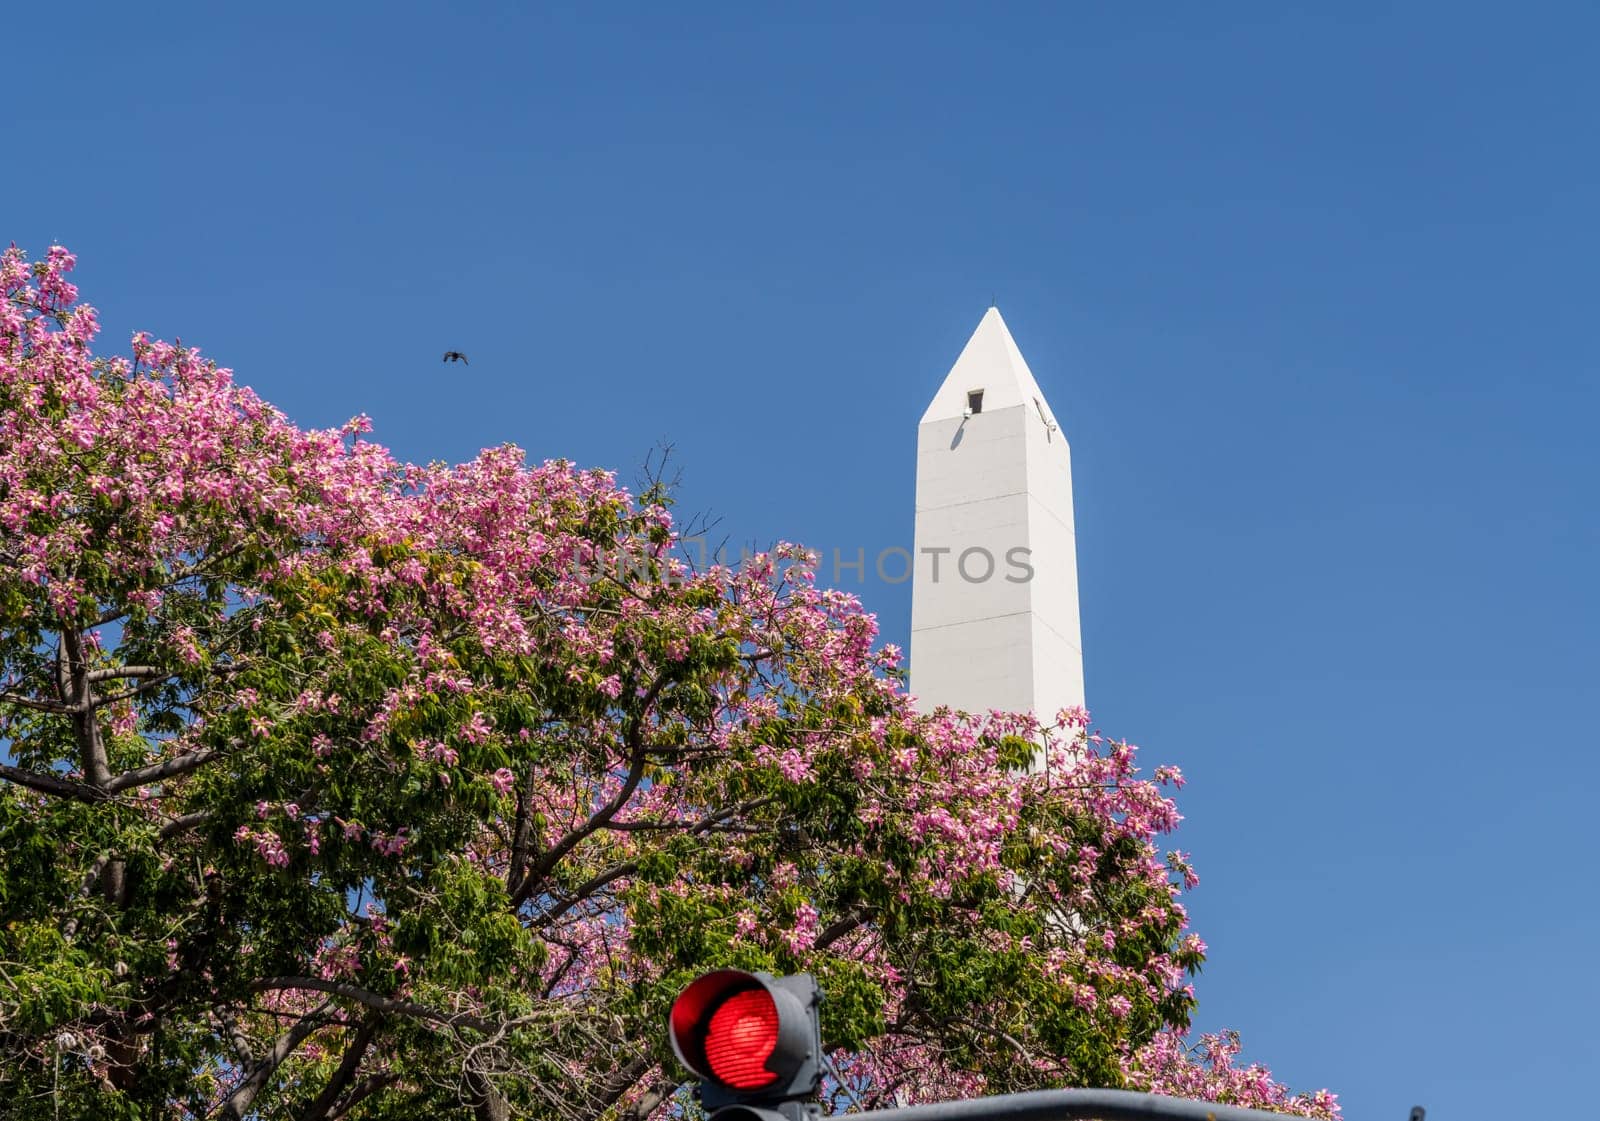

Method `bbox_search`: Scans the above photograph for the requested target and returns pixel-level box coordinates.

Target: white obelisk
[909,308,1085,725]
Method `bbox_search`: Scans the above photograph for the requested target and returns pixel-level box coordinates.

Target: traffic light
[668,969,823,1120]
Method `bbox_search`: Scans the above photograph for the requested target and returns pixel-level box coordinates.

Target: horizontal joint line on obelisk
[912,613,1085,651]
[916,498,1080,539]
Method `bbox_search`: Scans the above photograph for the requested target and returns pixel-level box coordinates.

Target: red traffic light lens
[669,969,820,1102]
[704,988,780,1089]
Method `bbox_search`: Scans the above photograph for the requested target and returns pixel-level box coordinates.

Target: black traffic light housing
[668,970,823,1117]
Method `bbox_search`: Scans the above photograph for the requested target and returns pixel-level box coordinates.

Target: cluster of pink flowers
[1127,1030,1341,1117]
[369,829,409,858]
[233,825,289,868]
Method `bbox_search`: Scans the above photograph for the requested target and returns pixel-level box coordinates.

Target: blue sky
[7,2,1598,1116]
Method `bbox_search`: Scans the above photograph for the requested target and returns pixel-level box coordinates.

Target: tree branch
[105,747,218,793]
[594,1055,657,1114]
[299,1014,381,1121]
[93,676,185,707]
[219,1002,331,1120]
[535,796,780,924]
[249,978,500,1033]
[159,810,212,840]
[623,1073,676,1121]
[601,795,776,834]
[84,665,166,684]
[945,1015,1039,1066]
[512,679,667,907]
[61,854,113,941]
[505,764,538,899]
[0,690,74,714]
[62,627,110,788]
[327,1072,400,1119]
[463,1068,510,1121]
[814,907,869,952]
[0,762,110,803]
[537,860,640,925]
[215,1006,256,1066]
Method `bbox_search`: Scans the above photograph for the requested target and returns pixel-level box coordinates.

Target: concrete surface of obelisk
[909,307,1085,726]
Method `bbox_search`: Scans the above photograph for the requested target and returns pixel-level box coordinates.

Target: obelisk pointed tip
[919,307,1050,424]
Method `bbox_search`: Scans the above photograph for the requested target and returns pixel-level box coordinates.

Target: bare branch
[537,860,639,925]
[947,1015,1039,1066]
[536,794,781,924]
[0,690,74,714]
[219,1001,331,1119]
[594,1055,658,1114]
[326,1072,400,1119]
[299,1014,381,1121]
[62,627,110,788]
[0,762,109,803]
[505,765,538,899]
[84,665,166,684]
[601,795,776,834]
[159,811,212,841]
[625,1077,678,1121]
[511,678,668,907]
[215,1007,256,1066]
[61,854,112,940]
[105,748,218,793]
[814,907,869,952]
[249,978,508,1034]
[463,1068,511,1121]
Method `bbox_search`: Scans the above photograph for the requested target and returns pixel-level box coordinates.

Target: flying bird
[442,351,469,365]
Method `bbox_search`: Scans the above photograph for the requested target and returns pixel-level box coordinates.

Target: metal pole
[845,1088,1334,1121]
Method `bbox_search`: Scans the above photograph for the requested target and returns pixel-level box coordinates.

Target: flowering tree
[0,246,1338,1120]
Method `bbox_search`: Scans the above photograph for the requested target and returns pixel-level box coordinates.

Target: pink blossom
[782,902,820,954]
[776,748,810,782]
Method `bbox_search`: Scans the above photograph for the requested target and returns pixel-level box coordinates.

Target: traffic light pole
[841,1087,1333,1121]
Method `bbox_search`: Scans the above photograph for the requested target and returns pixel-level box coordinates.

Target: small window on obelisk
[967,389,984,415]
